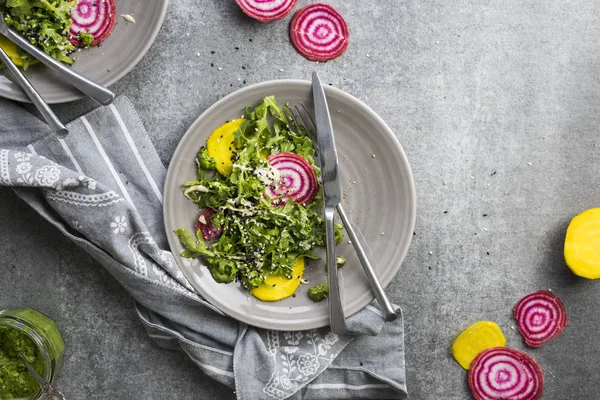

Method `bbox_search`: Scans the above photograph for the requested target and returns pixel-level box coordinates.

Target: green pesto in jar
[0,326,42,399]
[8,309,65,358]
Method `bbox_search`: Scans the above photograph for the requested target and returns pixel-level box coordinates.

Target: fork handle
[325,207,347,334]
[0,47,68,138]
[3,26,115,105]
[337,204,398,322]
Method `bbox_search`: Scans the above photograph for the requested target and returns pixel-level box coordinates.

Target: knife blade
[312,73,341,208]
[312,71,346,335]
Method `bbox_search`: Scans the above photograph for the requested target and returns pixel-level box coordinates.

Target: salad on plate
[0,0,117,69]
[175,96,343,302]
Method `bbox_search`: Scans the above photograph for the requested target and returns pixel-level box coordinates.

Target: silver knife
[312,71,347,335]
[0,13,115,105]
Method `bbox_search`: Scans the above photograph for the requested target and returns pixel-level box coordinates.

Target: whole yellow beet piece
[564,208,600,279]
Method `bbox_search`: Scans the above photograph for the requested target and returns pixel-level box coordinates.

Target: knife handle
[325,208,347,334]
[0,47,68,138]
[337,204,398,322]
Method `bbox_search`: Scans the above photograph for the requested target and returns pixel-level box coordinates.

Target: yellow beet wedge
[564,208,600,279]
[452,321,506,370]
[207,118,245,176]
[251,258,304,302]
[0,36,24,67]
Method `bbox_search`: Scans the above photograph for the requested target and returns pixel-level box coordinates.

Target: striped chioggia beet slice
[265,152,318,206]
[289,3,349,62]
[468,347,544,400]
[236,0,298,22]
[514,290,568,348]
[68,0,117,47]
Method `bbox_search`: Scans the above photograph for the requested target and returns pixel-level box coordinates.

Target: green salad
[0,0,76,69]
[175,96,342,300]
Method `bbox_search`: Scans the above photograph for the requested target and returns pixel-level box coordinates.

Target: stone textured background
[2,0,600,398]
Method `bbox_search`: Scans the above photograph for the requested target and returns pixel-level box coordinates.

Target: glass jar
[0,308,65,400]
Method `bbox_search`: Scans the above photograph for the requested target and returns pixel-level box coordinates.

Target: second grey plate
[0,0,168,104]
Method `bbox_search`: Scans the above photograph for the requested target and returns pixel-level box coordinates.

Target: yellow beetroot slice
[468,347,544,400]
[289,4,349,62]
[451,321,506,370]
[514,290,567,348]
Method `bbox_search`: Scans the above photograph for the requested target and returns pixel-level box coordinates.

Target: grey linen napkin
[0,96,407,400]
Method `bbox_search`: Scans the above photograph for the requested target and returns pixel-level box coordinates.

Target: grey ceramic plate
[164,80,416,331]
[0,0,168,104]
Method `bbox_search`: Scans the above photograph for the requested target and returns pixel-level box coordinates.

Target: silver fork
[285,104,398,322]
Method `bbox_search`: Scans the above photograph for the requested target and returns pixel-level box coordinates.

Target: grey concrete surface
[2,0,600,398]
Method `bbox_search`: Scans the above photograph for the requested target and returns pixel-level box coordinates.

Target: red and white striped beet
[514,290,567,348]
[468,347,544,400]
[195,208,223,240]
[68,0,117,47]
[236,0,298,23]
[265,152,318,206]
[290,3,349,62]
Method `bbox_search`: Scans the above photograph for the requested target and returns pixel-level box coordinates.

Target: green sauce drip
[0,326,42,398]
[308,284,329,302]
